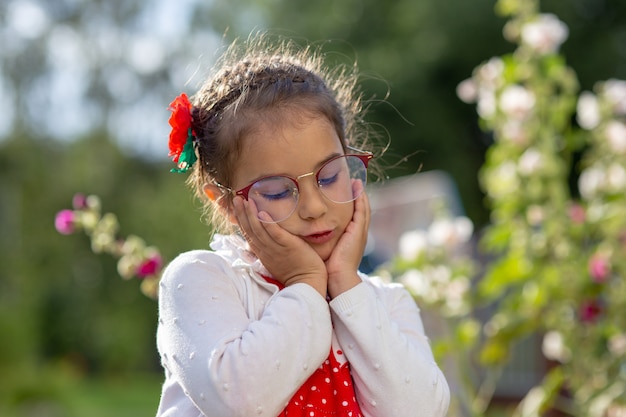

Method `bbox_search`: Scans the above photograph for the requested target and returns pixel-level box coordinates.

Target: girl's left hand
[233,196,329,297]
[325,191,371,298]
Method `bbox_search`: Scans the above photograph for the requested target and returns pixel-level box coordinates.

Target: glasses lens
[248,176,298,223]
[317,155,367,203]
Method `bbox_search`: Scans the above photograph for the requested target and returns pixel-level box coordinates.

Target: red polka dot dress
[263,276,363,417]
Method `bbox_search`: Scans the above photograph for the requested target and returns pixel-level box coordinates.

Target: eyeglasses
[219,151,373,223]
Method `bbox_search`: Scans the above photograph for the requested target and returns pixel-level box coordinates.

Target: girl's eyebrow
[295,151,345,177]
[316,151,343,168]
[245,151,344,184]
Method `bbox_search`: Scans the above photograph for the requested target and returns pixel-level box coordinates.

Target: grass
[0,372,162,417]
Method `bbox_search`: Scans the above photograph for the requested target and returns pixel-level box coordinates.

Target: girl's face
[230,114,355,261]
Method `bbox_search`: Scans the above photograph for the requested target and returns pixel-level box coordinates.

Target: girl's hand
[325,191,371,299]
[233,197,328,297]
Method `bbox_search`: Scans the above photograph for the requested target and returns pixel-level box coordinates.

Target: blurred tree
[200,0,626,225]
[201,0,513,225]
[2,0,624,224]
[0,132,210,411]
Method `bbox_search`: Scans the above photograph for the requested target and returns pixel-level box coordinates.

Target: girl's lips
[302,230,334,244]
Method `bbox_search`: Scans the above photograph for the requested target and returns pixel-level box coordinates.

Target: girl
[156,36,450,417]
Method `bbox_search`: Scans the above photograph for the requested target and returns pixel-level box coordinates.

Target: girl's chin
[310,242,335,262]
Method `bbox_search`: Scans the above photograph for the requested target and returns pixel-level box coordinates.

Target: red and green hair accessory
[168,93,197,173]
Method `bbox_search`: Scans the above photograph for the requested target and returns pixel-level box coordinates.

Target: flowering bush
[396,210,475,318]
[54,194,162,299]
[387,0,626,416]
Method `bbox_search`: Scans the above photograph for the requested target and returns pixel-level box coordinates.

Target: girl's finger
[360,192,371,231]
[237,198,290,250]
[233,197,257,246]
[352,192,369,232]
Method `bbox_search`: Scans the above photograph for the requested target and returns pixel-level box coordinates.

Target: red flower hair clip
[168,93,197,173]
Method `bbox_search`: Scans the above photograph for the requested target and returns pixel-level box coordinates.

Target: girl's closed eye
[318,158,349,189]
[260,188,292,201]
[318,171,340,187]
[253,178,295,201]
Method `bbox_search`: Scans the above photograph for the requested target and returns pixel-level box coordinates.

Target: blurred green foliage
[386,1,626,415]
[0,133,209,411]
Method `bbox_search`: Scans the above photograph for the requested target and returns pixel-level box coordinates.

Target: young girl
[156,36,450,417]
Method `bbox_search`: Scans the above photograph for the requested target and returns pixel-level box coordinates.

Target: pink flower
[136,254,163,278]
[72,193,88,210]
[588,254,611,283]
[568,203,586,224]
[579,299,602,323]
[55,209,76,235]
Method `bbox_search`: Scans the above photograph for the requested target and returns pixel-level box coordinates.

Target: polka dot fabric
[280,347,363,417]
[263,276,363,417]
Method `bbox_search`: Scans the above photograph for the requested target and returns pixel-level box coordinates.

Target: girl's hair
[186,34,376,232]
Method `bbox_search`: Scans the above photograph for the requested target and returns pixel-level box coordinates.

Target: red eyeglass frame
[231,153,373,201]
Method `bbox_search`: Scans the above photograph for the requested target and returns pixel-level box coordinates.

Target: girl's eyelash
[262,189,292,200]
[318,173,339,186]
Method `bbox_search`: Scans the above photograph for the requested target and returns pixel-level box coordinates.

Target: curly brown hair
[184,34,379,232]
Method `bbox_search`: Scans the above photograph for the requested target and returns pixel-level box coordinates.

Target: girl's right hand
[233,197,328,297]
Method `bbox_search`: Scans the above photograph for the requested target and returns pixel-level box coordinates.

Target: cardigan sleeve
[329,277,450,417]
[156,251,333,417]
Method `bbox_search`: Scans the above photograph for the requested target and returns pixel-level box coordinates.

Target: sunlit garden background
[1,0,625,416]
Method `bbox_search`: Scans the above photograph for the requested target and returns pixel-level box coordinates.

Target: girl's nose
[297,178,328,220]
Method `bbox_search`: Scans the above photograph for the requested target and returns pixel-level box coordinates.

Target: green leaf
[455,318,481,348]
[479,338,510,366]
[478,253,532,301]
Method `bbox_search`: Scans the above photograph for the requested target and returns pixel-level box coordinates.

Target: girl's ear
[203,183,221,202]
[203,183,238,225]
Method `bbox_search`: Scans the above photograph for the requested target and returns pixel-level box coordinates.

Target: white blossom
[477,57,504,86]
[519,386,548,417]
[542,330,571,363]
[606,405,626,417]
[429,265,452,285]
[471,58,504,119]
[606,163,626,192]
[428,217,473,248]
[577,91,601,130]
[454,217,474,243]
[428,219,454,247]
[586,201,607,223]
[398,230,428,261]
[91,231,114,254]
[501,120,529,145]
[400,269,435,302]
[457,78,477,103]
[444,277,470,316]
[477,88,497,119]
[605,121,626,153]
[521,13,569,55]
[602,79,626,115]
[608,333,626,357]
[122,234,146,255]
[526,205,545,226]
[78,210,99,229]
[86,194,101,210]
[578,166,605,200]
[117,254,140,280]
[518,148,544,176]
[500,85,536,120]
[486,161,520,197]
[399,269,425,294]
